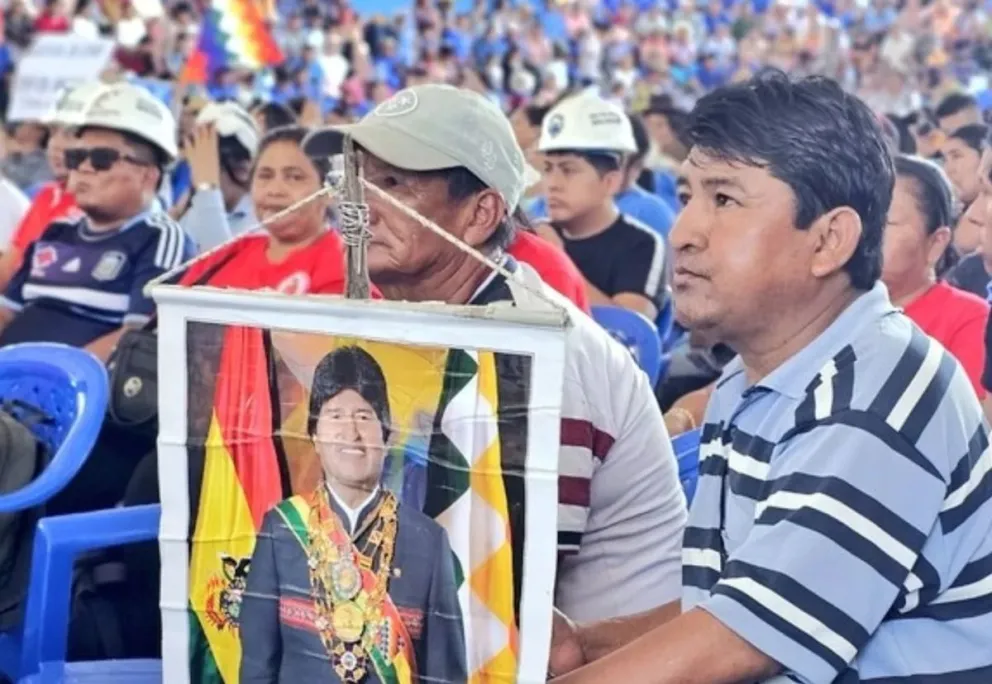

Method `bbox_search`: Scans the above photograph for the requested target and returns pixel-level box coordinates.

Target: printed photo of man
[240,345,466,684]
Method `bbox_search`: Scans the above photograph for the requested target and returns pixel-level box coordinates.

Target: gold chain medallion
[305,485,399,681]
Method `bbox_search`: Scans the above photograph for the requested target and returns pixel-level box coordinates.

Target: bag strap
[140,249,240,332]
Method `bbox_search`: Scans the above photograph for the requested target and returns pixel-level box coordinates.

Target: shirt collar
[717,281,896,400]
[326,482,381,536]
[468,253,518,305]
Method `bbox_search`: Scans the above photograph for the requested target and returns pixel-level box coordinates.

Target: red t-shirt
[508,230,590,313]
[904,281,989,398]
[181,231,380,298]
[12,182,79,253]
[33,13,70,32]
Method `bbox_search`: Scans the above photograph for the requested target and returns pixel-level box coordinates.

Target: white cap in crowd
[538,91,637,155]
[304,84,534,212]
[79,82,179,163]
[195,101,260,158]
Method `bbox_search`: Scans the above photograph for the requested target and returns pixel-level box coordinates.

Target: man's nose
[668,204,704,253]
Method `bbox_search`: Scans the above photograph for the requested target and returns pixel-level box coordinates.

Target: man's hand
[548,608,586,679]
[187,123,221,188]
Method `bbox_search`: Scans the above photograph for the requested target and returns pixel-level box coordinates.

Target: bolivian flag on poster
[184,324,533,683]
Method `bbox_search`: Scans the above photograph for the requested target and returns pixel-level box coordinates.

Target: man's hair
[935,93,979,121]
[948,123,989,153]
[254,125,330,181]
[307,345,391,443]
[544,149,622,175]
[642,96,691,150]
[687,70,894,290]
[251,101,298,132]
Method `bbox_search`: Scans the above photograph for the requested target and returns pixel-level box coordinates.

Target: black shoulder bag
[106,252,238,439]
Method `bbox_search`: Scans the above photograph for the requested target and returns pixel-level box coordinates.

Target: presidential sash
[274,489,418,684]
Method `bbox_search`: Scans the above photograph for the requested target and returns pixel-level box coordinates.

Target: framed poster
[153,285,568,684]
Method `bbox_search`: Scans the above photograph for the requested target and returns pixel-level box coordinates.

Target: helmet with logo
[538,91,637,155]
[43,81,112,128]
[79,82,179,164]
[195,101,260,160]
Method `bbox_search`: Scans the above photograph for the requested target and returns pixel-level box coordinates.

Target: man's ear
[461,189,505,248]
[809,206,863,280]
[603,168,625,196]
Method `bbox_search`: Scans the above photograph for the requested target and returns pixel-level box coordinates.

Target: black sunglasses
[64,147,150,172]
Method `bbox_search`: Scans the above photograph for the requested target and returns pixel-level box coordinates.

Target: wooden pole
[341,134,370,300]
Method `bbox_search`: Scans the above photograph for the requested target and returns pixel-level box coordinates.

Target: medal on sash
[331,560,362,601]
[306,485,399,682]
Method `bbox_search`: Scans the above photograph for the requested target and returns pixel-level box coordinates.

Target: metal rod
[342,134,370,300]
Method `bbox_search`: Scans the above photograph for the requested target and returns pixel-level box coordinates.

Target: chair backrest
[0,344,105,455]
[591,305,663,386]
[671,428,701,505]
[0,344,108,514]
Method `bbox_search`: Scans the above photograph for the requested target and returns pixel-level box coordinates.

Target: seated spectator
[0,83,193,360]
[537,92,666,320]
[0,121,52,193]
[612,113,676,239]
[941,124,987,212]
[178,102,260,251]
[934,92,982,134]
[882,154,988,398]
[0,82,110,291]
[946,198,990,298]
[180,125,362,295]
[249,100,298,134]
[551,71,992,684]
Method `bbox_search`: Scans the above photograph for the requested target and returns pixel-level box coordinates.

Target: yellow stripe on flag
[188,414,258,684]
[394,652,413,684]
[469,351,518,681]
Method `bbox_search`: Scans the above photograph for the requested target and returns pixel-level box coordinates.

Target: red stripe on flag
[212,326,284,529]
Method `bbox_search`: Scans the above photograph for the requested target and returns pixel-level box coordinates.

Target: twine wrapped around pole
[338,134,371,300]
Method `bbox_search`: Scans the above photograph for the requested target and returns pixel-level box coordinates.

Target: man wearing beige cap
[304,84,687,624]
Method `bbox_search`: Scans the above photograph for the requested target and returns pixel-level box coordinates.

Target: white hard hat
[44,81,112,127]
[538,91,637,154]
[196,101,260,158]
[79,82,179,163]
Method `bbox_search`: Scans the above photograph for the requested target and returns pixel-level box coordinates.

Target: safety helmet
[43,81,112,128]
[78,82,179,163]
[195,101,260,159]
[538,91,637,155]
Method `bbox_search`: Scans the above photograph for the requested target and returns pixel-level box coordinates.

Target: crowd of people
[0,0,990,682]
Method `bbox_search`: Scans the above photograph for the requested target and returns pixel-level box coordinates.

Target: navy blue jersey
[0,211,193,346]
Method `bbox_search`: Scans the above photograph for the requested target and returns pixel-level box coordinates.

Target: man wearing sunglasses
[0,82,194,361]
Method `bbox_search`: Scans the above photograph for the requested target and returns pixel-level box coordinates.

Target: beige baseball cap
[304,84,536,211]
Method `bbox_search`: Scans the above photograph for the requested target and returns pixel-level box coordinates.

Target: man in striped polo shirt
[551,71,992,683]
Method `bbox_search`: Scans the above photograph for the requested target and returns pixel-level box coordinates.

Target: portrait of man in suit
[239,345,467,684]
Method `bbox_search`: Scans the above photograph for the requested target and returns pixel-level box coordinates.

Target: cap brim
[302,127,345,159]
[332,120,464,172]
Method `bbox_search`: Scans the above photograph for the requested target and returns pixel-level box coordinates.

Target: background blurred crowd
[0,0,990,133]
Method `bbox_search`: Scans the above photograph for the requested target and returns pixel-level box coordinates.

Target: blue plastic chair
[591,305,664,386]
[672,428,701,505]
[16,505,161,683]
[0,344,109,679]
